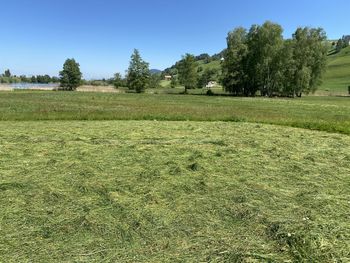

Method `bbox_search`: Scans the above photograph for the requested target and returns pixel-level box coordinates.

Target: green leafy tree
[44,75,51,83]
[127,49,150,93]
[197,66,203,73]
[51,76,60,83]
[113,73,123,88]
[4,69,11,78]
[36,75,52,83]
[148,73,161,89]
[177,54,197,94]
[277,39,296,96]
[221,22,327,97]
[222,27,249,95]
[198,68,218,88]
[170,75,178,88]
[20,75,28,83]
[335,36,350,53]
[59,59,82,91]
[336,39,343,53]
[246,22,284,97]
[291,27,328,96]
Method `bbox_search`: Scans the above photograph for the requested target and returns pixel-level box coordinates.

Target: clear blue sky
[1,0,349,79]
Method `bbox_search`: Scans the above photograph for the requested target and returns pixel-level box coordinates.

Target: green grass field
[0,91,349,134]
[1,121,349,262]
[0,92,350,262]
[160,80,171,88]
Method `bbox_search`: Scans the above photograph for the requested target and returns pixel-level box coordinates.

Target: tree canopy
[113,73,125,89]
[177,54,197,94]
[59,59,82,91]
[222,21,328,97]
[127,49,150,93]
[4,69,11,78]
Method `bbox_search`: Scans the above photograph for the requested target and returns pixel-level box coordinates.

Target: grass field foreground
[0,121,349,262]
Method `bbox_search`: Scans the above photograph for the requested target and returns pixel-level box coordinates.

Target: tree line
[0,69,59,84]
[2,21,329,96]
[48,22,330,96]
[58,51,161,92]
[160,21,329,97]
[221,22,328,97]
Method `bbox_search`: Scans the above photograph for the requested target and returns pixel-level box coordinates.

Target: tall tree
[170,75,178,88]
[246,21,284,97]
[4,69,11,78]
[113,73,123,88]
[59,59,82,91]
[127,49,150,93]
[291,27,328,96]
[221,22,327,97]
[177,54,197,94]
[277,39,296,96]
[222,27,249,95]
[148,73,161,89]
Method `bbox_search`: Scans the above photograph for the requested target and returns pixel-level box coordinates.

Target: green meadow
[0,91,349,134]
[0,92,349,262]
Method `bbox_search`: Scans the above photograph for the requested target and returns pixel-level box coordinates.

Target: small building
[206,81,217,89]
[164,75,172,81]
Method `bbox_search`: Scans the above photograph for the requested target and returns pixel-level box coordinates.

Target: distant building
[206,81,217,89]
[164,75,172,81]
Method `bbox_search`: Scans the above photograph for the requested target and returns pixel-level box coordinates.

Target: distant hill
[150,69,162,74]
[321,46,350,94]
[163,51,224,81]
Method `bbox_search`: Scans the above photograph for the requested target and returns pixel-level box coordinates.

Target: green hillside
[196,47,350,95]
[197,59,222,72]
[165,45,350,95]
[320,46,350,94]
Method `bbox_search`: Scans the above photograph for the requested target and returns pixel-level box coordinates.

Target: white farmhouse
[206,81,218,89]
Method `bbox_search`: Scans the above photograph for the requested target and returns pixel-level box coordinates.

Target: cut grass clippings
[0,121,349,262]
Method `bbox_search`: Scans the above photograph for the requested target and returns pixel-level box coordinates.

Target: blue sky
[1,0,349,79]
